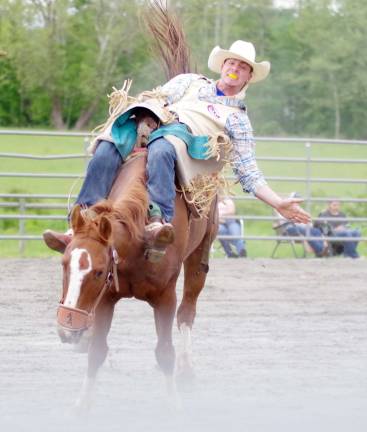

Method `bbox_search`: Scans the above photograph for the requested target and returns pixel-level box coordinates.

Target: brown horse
[56,151,218,408]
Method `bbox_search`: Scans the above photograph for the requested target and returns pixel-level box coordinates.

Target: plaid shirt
[161,73,267,194]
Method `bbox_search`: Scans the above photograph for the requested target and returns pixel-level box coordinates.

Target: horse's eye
[94,270,103,278]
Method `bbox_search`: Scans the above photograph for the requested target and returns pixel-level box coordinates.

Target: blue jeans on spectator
[75,138,177,222]
[218,219,246,257]
[284,224,324,256]
[333,229,360,258]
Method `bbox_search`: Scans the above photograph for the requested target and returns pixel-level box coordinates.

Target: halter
[57,247,121,332]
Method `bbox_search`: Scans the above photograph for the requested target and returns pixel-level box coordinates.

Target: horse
[56,151,218,408]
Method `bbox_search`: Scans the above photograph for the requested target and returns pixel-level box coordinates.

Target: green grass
[1,132,366,257]
[256,140,367,198]
[0,134,88,195]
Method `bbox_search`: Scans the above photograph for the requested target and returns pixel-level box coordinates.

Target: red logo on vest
[207,104,221,119]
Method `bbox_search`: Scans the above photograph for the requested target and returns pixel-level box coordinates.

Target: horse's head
[57,205,116,349]
[56,169,148,349]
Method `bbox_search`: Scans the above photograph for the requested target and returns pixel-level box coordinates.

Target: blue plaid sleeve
[161,74,202,104]
[225,111,267,194]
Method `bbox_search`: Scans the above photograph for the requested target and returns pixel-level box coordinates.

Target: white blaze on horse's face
[64,248,92,308]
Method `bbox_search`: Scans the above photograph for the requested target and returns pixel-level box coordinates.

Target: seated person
[314,200,361,258]
[273,192,327,257]
[217,196,247,258]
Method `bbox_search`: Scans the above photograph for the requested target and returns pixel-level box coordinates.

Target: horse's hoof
[166,393,183,412]
[72,340,89,353]
[69,399,91,418]
[176,364,196,392]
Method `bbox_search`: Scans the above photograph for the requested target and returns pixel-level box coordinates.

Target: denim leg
[286,225,324,255]
[227,220,246,254]
[335,230,360,258]
[348,229,361,251]
[218,223,233,257]
[308,227,324,255]
[147,138,177,222]
[285,225,300,237]
[76,140,123,207]
[350,229,361,255]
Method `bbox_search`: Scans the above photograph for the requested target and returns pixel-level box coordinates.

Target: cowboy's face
[221,58,253,89]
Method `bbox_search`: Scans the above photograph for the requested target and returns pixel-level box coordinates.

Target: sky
[274,0,297,8]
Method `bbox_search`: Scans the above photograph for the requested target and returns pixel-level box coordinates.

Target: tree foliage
[0,0,366,139]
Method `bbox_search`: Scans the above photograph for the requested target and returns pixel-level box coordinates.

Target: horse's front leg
[75,299,115,411]
[176,241,209,383]
[153,286,179,406]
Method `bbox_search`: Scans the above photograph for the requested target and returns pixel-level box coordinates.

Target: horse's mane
[80,173,148,245]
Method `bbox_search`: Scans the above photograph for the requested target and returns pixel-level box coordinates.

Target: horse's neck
[110,220,130,258]
[108,153,148,256]
[109,153,147,202]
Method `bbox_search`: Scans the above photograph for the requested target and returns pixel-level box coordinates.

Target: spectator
[218,197,247,258]
[314,200,361,258]
[274,221,328,258]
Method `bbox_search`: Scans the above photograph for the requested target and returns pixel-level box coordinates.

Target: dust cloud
[0,258,366,431]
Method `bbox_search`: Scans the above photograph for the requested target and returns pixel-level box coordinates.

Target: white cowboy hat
[208,40,271,83]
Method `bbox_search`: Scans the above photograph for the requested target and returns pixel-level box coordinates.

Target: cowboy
[43,40,310,256]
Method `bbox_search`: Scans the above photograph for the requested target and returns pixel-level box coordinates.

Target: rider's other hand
[276,198,312,224]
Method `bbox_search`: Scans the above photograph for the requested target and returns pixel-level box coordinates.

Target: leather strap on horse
[112,248,121,292]
[88,247,121,310]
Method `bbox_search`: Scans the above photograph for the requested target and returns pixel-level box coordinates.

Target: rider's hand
[275,198,311,224]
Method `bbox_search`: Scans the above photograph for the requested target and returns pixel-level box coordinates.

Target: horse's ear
[99,216,112,243]
[70,205,85,232]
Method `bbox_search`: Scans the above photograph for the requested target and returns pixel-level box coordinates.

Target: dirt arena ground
[0,257,366,432]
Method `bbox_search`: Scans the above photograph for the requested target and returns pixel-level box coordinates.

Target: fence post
[305,141,312,241]
[19,198,25,256]
[84,136,90,170]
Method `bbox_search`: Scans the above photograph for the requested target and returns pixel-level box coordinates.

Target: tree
[2,0,145,129]
[1,0,367,138]
[282,0,367,138]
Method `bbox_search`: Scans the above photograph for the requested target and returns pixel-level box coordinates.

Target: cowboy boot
[144,216,175,263]
[43,228,73,253]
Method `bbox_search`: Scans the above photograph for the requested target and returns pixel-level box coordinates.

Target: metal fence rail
[1,130,366,255]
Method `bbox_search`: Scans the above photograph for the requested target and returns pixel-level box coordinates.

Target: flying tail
[141,0,194,79]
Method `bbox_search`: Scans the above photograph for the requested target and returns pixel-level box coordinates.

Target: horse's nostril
[57,325,86,345]
[71,330,82,343]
